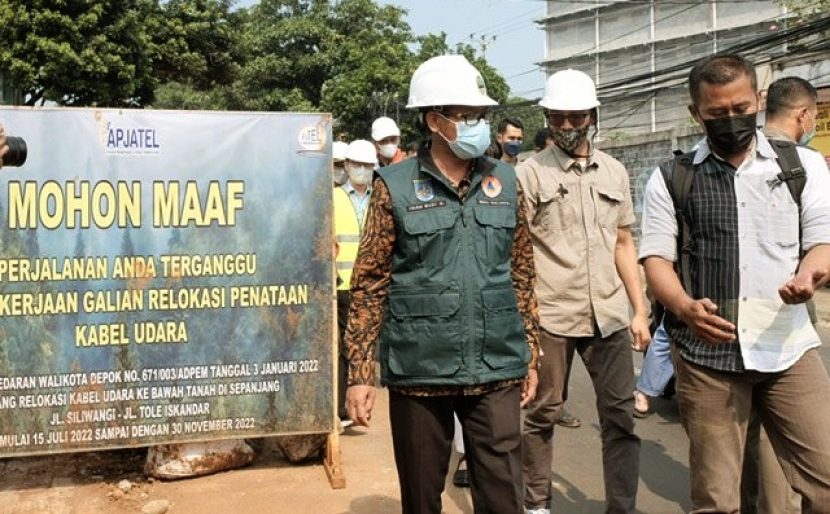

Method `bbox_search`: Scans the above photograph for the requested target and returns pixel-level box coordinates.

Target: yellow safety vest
[333,187,365,290]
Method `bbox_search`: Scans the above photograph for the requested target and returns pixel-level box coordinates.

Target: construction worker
[332,140,349,186]
[519,69,650,514]
[334,139,377,428]
[372,116,405,167]
[344,54,539,514]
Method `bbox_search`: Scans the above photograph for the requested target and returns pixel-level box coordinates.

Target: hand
[520,369,538,408]
[630,313,651,352]
[779,269,828,305]
[345,384,376,427]
[678,298,736,345]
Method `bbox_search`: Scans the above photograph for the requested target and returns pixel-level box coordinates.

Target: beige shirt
[516,145,636,338]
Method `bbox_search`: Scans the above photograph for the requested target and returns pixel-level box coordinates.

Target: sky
[235,0,547,99]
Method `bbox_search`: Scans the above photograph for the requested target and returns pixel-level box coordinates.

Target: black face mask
[702,113,757,156]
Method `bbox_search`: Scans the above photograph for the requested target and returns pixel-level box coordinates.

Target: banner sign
[813,102,830,166]
[0,108,334,456]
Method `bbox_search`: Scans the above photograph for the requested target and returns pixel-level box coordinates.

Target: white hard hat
[539,69,600,111]
[333,141,348,161]
[371,117,400,141]
[346,140,378,165]
[406,55,498,109]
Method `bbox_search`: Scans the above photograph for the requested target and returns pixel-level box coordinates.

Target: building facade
[539,0,828,138]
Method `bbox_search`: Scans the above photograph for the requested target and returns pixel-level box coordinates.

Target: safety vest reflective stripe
[333,187,363,290]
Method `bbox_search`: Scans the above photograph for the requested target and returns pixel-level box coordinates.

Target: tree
[319,0,415,139]
[226,0,335,112]
[146,0,241,90]
[0,0,240,107]
[0,0,155,106]
[776,0,829,17]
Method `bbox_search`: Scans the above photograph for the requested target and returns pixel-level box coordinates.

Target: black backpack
[652,138,807,325]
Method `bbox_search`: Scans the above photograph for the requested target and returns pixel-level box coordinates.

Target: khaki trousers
[741,410,802,514]
[673,348,830,514]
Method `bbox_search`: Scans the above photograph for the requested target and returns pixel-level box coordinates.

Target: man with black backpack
[740,75,821,514]
[640,54,830,512]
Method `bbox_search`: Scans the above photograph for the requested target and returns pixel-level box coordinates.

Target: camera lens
[5,136,27,167]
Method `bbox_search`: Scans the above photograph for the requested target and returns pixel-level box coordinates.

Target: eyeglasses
[437,110,494,127]
[545,111,591,128]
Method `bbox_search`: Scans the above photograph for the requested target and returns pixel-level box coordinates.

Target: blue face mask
[502,140,523,157]
[800,110,816,146]
[439,117,492,160]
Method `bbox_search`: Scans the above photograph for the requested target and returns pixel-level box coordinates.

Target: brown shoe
[556,407,581,428]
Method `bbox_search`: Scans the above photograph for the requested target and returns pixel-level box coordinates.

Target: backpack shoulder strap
[659,151,695,294]
[768,138,807,209]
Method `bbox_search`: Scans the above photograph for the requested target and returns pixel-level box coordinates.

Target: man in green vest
[344,54,540,514]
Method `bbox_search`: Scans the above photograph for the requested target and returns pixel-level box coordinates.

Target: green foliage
[152,81,232,111]
[0,0,515,138]
[776,0,829,18]
[319,0,415,139]
[0,0,240,107]
[0,0,155,106]
[147,0,242,90]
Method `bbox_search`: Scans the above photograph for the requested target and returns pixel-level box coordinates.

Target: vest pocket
[480,287,529,370]
[385,289,462,377]
[402,208,457,269]
[474,204,516,264]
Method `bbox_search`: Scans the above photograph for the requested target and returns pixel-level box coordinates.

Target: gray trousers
[522,328,641,513]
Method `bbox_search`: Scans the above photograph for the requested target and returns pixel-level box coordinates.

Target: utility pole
[469,33,497,58]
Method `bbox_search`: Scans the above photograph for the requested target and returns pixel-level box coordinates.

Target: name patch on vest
[477,199,511,207]
[407,200,446,212]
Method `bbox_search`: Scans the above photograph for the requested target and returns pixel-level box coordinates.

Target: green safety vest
[377,156,529,387]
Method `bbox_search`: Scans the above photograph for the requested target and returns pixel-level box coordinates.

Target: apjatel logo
[94,111,162,155]
[297,123,327,153]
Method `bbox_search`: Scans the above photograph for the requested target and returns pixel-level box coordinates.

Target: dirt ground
[2,289,830,514]
[0,405,407,514]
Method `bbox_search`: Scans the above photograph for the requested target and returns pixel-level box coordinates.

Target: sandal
[452,454,470,488]
[633,390,651,419]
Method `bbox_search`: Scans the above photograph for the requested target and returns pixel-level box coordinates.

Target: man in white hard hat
[344,54,539,514]
[334,140,377,429]
[332,140,349,186]
[372,116,405,167]
[518,69,650,514]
